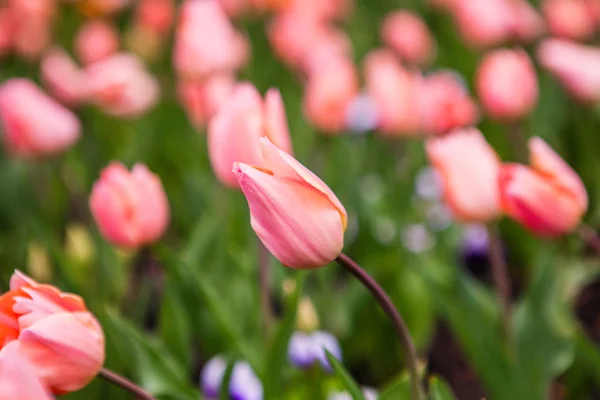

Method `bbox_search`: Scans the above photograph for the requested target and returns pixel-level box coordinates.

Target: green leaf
[325,351,366,400]
[379,373,411,400]
[102,308,200,400]
[219,359,236,400]
[159,276,193,369]
[428,376,457,400]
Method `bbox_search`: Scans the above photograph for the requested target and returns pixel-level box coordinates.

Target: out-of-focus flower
[417,71,479,135]
[302,27,352,76]
[500,137,587,236]
[235,138,347,269]
[452,0,514,48]
[0,270,105,394]
[542,0,596,41]
[344,93,380,134]
[135,0,175,34]
[74,20,119,65]
[476,48,538,121]
[10,0,55,60]
[460,224,491,275]
[288,330,342,371]
[537,39,600,104]
[200,355,227,399]
[426,128,501,223]
[381,11,436,66]
[208,83,292,187]
[415,167,443,202]
[177,74,235,129]
[303,58,358,134]
[217,0,249,18]
[174,0,249,79]
[328,387,379,400]
[75,0,130,17]
[85,53,159,117]
[229,361,263,400]
[65,224,95,266]
[296,297,319,331]
[363,49,420,136]
[27,242,52,283]
[0,9,13,57]
[0,341,54,400]
[89,162,170,249]
[0,79,81,158]
[40,48,88,106]
[401,223,435,253]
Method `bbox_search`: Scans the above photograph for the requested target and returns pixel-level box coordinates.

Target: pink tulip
[381,11,436,66]
[417,71,479,135]
[287,0,353,21]
[0,270,104,394]
[74,20,119,65]
[303,58,358,134]
[0,341,54,399]
[452,0,514,48]
[173,0,249,79]
[217,0,249,18]
[542,0,596,41]
[40,48,88,106]
[85,53,160,117]
[90,162,170,249]
[500,137,587,236]
[476,48,538,121]
[0,79,81,158]
[135,0,175,34]
[537,39,600,103]
[302,27,352,76]
[511,0,546,43]
[0,9,13,57]
[208,83,293,187]
[75,0,130,17]
[363,49,420,136]
[9,0,55,60]
[177,74,235,129]
[426,128,501,222]
[234,138,347,269]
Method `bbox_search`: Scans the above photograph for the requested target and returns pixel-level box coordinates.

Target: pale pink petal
[0,341,54,400]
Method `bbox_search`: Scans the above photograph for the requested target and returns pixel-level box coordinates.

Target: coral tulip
[135,0,175,34]
[426,128,501,223]
[0,79,81,158]
[0,9,13,57]
[234,138,347,269]
[208,83,293,187]
[178,74,235,129]
[0,270,104,394]
[90,162,170,249]
[475,48,538,121]
[500,137,587,236]
[542,0,596,41]
[381,11,436,66]
[85,53,160,117]
[40,48,89,106]
[74,20,119,65]
[0,341,54,399]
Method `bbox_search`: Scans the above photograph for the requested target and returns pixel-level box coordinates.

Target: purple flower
[200,355,227,399]
[460,224,491,277]
[288,330,342,372]
[229,361,263,400]
[344,93,380,134]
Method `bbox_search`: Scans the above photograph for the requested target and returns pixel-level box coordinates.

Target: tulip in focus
[303,58,358,134]
[234,138,347,269]
[0,341,54,399]
[0,79,81,158]
[381,11,436,66]
[40,48,89,106]
[85,53,160,117]
[178,74,235,129]
[500,137,587,236]
[542,0,596,41]
[74,20,119,65]
[426,128,501,223]
[0,270,105,393]
[537,39,600,104]
[90,162,170,249]
[475,48,538,121]
[208,83,293,187]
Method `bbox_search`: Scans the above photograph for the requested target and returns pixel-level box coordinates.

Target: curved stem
[98,368,157,400]
[336,253,425,400]
[258,240,274,336]
[486,224,511,339]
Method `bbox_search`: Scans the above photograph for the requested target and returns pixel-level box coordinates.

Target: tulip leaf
[102,307,200,400]
[219,358,236,400]
[159,276,193,369]
[263,271,308,400]
[378,373,411,400]
[325,351,366,400]
[428,376,457,400]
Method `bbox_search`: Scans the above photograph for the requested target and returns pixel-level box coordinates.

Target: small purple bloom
[200,355,227,399]
[312,331,342,372]
[344,93,380,134]
[229,361,263,400]
[288,330,342,372]
[460,224,491,277]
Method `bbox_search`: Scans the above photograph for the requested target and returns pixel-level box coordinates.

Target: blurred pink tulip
[302,27,352,76]
[537,39,600,103]
[0,79,81,158]
[500,137,587,236]
[85,53,160,117]
[90,162,170,248]
[208,83,293,187]
[0,270,104,394]
[40,48,88,106]
[177,74,235,129]
[135,0,175,34]
[174,0,249,79]
[9,0,56,60]
[476,48,538,121]
[452,0,514,48]
[303,58,358,134]
[511,0,546,43]
[426,128,501,222]
[417,71,479,135]
[381,11,436,66]
[76,0,130,17]
[234,138,347,269]
[542,0,596,41]
[217,0,249,18]
[0,341,54,399]
[0,9,13,57]
[74,20,119,65]
[363,49,420,136]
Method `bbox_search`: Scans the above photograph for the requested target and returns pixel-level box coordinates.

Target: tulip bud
[89,162,170,249]
[500,137,587,236]
[65,223,95,266]
[537,39,600,104]
[426,128,501,223]
[0,79,81,158]
[296,297,319,331]
[0,341,54,400]
[27,242,52,283]
[234,138,347,269]
[475,48,538,121]
[542,0,596,41]
[208,83,293,188]
[511,0,546,43]
[40,47,89,106]
[177,74,235,129]
[74,20,119,65]
[381,11,436,66]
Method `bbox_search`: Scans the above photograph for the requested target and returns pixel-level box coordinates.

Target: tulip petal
[264,88,293,155]
[0,341,54,400]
